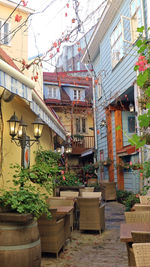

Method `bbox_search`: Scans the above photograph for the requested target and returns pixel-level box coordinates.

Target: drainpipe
[84,64,97,163]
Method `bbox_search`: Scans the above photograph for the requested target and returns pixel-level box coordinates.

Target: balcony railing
[72,136,94,154]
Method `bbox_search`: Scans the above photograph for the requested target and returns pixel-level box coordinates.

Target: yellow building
[43,71,95,173]
[0,1,66,187]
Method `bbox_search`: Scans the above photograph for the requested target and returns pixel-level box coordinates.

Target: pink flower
[61,170,64,175]
[129,161,133,166]
[21,0,28,6]
[63,176,66,180]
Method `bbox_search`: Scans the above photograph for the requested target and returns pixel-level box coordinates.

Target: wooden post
[114,110,124,190]
[105,109,114,182]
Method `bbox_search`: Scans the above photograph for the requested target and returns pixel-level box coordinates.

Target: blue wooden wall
[92,0,147,192]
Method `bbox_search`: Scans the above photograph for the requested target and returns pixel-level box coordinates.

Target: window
[121,0,142,44]
[0,21,9,45]
[130,0,142,42]
[75,117,86,133]
[128,116,136,133]
[46,87,58,99]
[74,89,81,100]
[111,22,123,68]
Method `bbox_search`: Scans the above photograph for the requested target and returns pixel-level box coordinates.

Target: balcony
[72,135,94,155]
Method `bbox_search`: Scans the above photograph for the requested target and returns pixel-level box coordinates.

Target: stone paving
[41,201,128,267]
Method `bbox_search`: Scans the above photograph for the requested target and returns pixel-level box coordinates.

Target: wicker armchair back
[133,243,150,266]
[125,211,150,223]
[77,197,105,233]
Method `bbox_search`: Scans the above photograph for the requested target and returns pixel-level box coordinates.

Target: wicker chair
[80,191,102,200]
[126,231,150,266]
[77,197,105,233]
[60,191,79,198]
[47,197,74,232]
[38,214,65,258]
[133,243,150,266]
[139,195,150,204]
[79,187,94,195]
[125,211,150,223]
[134,204,150,212]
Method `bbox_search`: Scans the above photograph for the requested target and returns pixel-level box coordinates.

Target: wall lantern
[100,119,107,128]
[7,112,45,167]
[129,103,135,113]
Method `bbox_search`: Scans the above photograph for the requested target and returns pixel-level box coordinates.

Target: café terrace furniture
[80,191,102,199]
[127,231,150,267]
[60,191,79,198]
[38,206,73,258]
[120,223,150,266]
[140,195,150,204]
[38,212,65,258]
[125,211,150,223]
[77,197,105,233]
[134,204,150,212]
[47,197,74,230]
[99,181,116,201]
[133,243,150,267]
[79,187,94,195]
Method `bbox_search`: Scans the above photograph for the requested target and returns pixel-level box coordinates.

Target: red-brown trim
[114,110,124,189]
[105,109,114,182]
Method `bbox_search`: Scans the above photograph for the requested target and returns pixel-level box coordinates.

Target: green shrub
[125,194,140,211]
[116,189,132,204]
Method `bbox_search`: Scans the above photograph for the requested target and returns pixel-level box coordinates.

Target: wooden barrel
[0,213,41,267]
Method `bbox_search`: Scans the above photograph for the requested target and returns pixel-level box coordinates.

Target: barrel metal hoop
[0,239,41,251]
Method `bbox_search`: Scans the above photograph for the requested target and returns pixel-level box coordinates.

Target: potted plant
[82,163,98,185]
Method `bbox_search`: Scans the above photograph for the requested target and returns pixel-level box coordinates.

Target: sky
[14,0,106,69]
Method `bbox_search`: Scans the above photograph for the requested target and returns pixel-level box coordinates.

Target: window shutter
[121,16,132,43]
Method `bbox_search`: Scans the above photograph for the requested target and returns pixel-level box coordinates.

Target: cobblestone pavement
[41,201,128,267]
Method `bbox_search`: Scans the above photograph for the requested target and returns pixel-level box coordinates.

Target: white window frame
[111,21,123,68]
[47,86,58,99]
[75,117,87,134]
[0,20,10,45]
[73,89,81,100]
[121,0,144,44]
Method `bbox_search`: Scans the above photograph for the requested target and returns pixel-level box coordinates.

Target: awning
[81,148,94,157]
[31,91,66,140]
[0,59,34,102]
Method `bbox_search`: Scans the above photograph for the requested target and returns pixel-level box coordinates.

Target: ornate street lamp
[7,113,45,167]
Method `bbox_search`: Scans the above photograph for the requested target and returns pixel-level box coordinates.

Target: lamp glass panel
[9,120,19,137]
[34,124,43,138]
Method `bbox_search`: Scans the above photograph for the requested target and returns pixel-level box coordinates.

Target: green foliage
[0,186,51,219]
[55,172,82,186]
[116,189,133,203]
[116,190,140,211]
[124,194,140,211]
[130,26,150,149]
[0,148,63,218]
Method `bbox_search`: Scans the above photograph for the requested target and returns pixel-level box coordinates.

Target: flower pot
[0,213,41,267]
